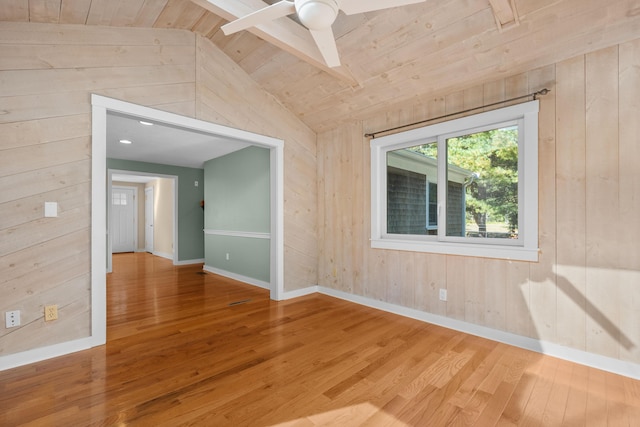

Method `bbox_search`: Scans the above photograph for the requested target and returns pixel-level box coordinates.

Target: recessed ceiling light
[139,121,153,126]
[119,139,133,144]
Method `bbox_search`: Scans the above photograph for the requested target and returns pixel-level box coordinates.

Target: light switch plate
[44,202,58,217]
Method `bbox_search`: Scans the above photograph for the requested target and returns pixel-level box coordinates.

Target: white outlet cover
[439,289,448,301]
[5,310,21,328]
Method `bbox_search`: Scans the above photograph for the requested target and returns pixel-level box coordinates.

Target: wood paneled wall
[318,39,640,365]
[0,22,195,356]
[0,22,317,357]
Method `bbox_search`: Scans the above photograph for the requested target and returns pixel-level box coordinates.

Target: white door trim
[145,186,154,253]
[91,94,285,347]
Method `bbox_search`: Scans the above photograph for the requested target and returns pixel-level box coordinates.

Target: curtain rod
[364,88,550,139]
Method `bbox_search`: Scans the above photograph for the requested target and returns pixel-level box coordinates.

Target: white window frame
[370,100,539,262]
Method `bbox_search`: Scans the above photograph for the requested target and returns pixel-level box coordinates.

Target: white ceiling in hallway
[106,112,251,169]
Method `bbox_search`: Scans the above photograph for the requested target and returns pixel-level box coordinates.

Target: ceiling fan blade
[340,0,426,15]
[221,0,296,35]
[309,27,341,68]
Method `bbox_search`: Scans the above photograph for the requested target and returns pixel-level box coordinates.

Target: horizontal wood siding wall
[317,39,640,365]
[0,22,318,357]
[0,21,196,356]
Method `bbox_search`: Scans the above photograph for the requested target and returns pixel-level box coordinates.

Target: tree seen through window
[405,125,519,238]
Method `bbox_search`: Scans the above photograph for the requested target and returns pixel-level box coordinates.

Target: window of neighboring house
[427,181,437,232]
[371,100,539,261]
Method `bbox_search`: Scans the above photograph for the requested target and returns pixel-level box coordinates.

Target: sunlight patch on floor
[269,402,410,426]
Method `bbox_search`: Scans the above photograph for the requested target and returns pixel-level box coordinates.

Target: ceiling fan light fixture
[295,0,339,30]
[221,0,427,68]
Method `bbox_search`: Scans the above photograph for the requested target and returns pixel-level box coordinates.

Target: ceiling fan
[221,0,427,68]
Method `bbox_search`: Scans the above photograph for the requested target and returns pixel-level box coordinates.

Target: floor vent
[229,299,251,306]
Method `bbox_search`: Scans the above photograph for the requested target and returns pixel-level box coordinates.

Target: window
[112,191,128,206]
[427,181,437,231]
[371,101,539,261]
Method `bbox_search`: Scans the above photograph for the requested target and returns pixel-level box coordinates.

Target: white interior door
[112,187,136,253]
[145,186,154,253]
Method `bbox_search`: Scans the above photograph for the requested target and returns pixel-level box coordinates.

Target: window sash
[437,119,523,246]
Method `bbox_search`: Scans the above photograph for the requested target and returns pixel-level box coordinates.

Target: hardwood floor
[1,253,639,426]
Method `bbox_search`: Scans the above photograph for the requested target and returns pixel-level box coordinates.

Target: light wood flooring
[1,253,639,426]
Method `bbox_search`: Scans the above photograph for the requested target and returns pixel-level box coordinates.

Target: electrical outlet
[225,253,230,261]
[5,310,20,328]
[45,305,58,322]
[439,289,448,301]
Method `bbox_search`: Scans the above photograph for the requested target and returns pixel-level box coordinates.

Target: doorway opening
[91,95,285,347]
[107,171,178,272]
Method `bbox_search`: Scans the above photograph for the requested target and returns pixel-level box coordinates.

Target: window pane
[445,126,518,239]
[112,191,129,206]
[386,142,437,235]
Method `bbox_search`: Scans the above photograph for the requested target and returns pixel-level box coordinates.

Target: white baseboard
[175,258,205,266]
[281,286,319,300]
[0,336,99,372]
[5,283,637,380]
[153,251,173,261]
[203,265,270,290]
[315,286,640,380]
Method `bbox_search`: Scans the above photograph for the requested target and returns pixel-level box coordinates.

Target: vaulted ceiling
[2,0,639,132]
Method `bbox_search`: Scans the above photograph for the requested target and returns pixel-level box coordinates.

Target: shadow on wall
[555,270,635,351]
[524,266,635,355]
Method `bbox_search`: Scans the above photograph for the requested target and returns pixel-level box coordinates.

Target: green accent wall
[205,236,270,283]
[204,146,270,282]
[107,158,205,262]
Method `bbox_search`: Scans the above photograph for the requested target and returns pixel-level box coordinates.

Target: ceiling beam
[191,0,357,84]
[488,0,519,31]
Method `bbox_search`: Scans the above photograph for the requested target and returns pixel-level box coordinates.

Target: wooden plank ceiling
[2,0,639,133]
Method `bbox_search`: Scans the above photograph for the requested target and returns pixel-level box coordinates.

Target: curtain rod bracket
[365,88,550,139]
[534,88,550,99]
